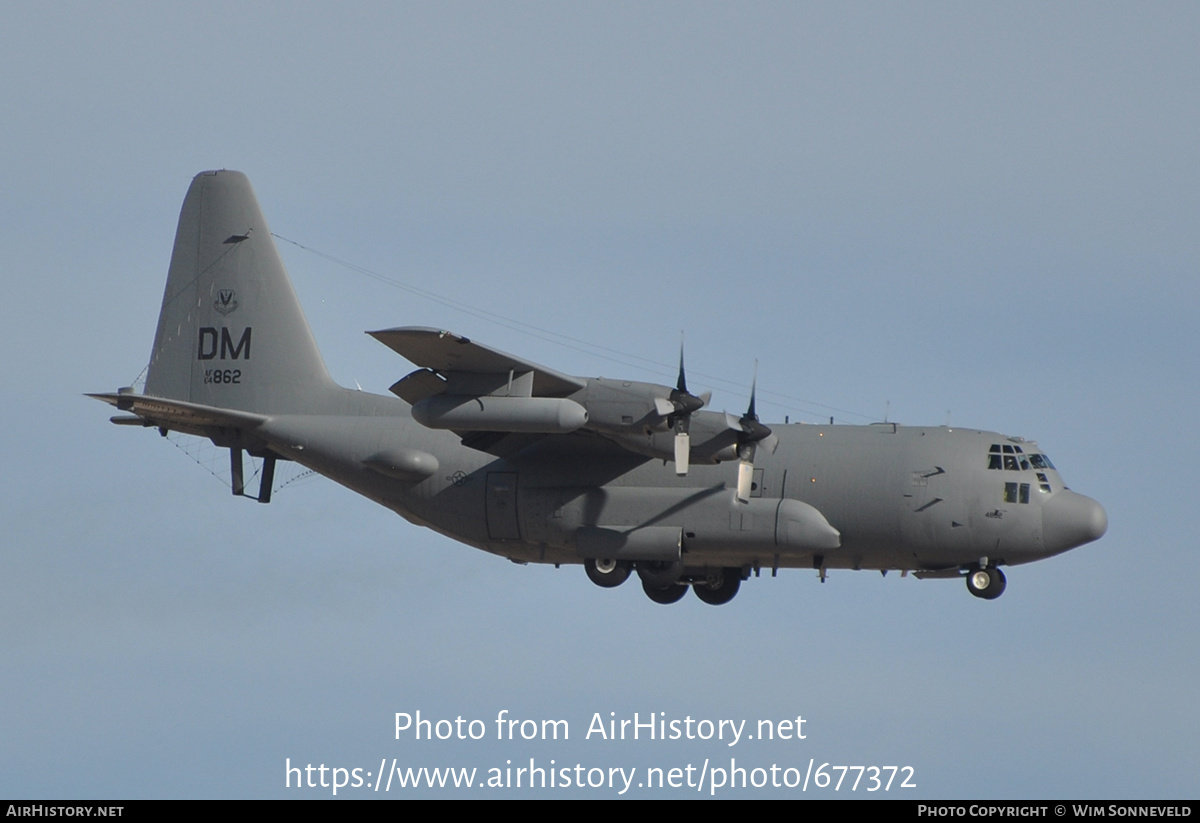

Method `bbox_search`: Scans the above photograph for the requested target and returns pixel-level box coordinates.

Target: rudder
[145,170,338,413]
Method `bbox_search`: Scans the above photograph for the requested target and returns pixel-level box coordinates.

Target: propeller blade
[737,440,757,464]
[762,432,779,455]
[736,459,754,502]
[736,360,772,445]
[666,335,708,475]
[661,336,707,424]
[733,362,770,501]
[675,431,690,476]
[676,336,688,395]
[745,360,758,422]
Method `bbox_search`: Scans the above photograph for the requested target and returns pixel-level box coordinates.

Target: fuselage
[256,388,1106,577]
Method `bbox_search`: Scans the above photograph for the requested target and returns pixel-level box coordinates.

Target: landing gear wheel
[584,558,630,588]
[642,579,688,605]
[693,569,741,605]
[636,560,684,588]
[966,566,1007,600]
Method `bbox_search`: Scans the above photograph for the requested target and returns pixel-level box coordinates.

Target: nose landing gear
[966,566,1007,600]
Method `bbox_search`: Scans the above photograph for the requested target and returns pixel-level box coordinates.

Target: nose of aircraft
[1042,490,1108,555]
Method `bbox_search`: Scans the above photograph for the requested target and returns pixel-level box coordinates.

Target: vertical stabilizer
[145,170,338,413]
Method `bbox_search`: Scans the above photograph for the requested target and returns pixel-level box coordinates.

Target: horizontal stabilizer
[87,392,267,432]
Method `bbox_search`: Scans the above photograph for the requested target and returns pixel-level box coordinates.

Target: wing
[369,327,592,457]
[368,327,759,479]
[368,327,585,402]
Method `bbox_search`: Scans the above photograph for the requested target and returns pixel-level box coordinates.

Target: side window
[1004,482,1032,504]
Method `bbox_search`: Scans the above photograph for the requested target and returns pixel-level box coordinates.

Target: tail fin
[145,170,338,413]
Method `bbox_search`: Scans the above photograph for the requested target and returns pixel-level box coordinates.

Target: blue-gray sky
[3,2,1196,798]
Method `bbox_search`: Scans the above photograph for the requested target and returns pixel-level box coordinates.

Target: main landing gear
[582,559,743,606]
[692,569,741,605]
[966,566,1007,600]
[642,579,689,604]
[583,557,630,588]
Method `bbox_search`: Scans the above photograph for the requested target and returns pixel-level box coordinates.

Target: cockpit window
[989,445,1056,472]
[1028,453,1055,470]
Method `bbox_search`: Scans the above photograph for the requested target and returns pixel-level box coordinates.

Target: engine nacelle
[570,378,674,432]
[598,412,742,465]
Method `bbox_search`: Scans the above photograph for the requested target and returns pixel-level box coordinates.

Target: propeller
[666,338,708,476]
[734,362,773,502]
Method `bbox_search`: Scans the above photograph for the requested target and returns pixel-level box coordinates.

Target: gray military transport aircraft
[91,170,1107,605]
